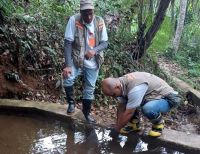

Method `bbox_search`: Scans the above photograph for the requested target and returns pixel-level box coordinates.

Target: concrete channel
[0,98,200,152]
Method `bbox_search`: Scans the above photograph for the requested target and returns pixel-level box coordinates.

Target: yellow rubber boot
[120,119,141,134]
[148,120,164,137]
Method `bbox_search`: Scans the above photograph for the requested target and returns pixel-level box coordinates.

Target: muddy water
[0,114,199,154]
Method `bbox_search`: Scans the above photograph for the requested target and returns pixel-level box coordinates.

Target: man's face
[81,9,94,24]
[102,85,121,97]
[112,87,121,97]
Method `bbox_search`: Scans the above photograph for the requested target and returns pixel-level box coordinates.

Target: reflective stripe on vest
[75,21,84,29]
[98,22,104,31]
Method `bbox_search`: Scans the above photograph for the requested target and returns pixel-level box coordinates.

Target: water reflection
[32,133,67,153]
[100,130,149,154]
[0,114,197,154]
[30,121,151,154]
[134,139,148,152]
[30,122,67,154]
[65,124,100,154]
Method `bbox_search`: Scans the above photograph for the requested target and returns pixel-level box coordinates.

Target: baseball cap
[80,0,94,10]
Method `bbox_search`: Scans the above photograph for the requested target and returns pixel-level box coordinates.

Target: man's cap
[80,0,94,10]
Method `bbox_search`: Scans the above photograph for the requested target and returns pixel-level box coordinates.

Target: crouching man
[102,72,181,137]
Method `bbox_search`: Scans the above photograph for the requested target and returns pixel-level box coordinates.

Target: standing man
[63,0,108,123]
[102,72,181,137]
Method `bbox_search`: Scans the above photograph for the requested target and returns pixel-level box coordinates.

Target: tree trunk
[149,0,154,22]
[127,0,171,60]
[0,9,4,25]
[149,0,153,14]
[171,0,175,31]
[131,0,171,60]
[144,0,171,50]
[172,0,188,52]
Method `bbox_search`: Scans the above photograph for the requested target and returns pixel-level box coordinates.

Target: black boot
[65,86,75,114]
[82,99,96,123]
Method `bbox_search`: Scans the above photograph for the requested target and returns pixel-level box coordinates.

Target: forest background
[0,0,199,106]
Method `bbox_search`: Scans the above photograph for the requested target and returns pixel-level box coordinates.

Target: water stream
[0,112,199,154]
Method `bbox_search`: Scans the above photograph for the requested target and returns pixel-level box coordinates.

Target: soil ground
[0,53,200,134]
[158,57,200,134]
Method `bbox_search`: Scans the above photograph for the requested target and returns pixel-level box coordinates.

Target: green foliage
[2,0,78,32]
[181,22,200,52]
[0,0,15,16]
[163,20,200,90]
[95,0,122,15]
[0,1,73,72]
[179,22,200,76]
[2,0,193,105]
[130,19,138,34]
[149,17,172,56]
[95,0,137,17]
[95,18,160,105]
[26,0,77,31]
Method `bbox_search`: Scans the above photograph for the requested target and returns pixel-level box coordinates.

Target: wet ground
[0,112,199,154]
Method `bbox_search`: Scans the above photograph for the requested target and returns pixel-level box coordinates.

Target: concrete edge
[0,98,85,122]
[0,99,200,151]
[159,65,200,106]
[173,77,200,106]
[161,129,200,151]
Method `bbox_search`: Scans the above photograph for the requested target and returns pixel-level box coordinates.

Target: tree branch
[144,0,171,50]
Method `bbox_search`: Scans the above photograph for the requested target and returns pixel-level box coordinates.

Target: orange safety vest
[72,14,104,68]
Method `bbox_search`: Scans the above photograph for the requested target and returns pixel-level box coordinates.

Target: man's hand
[85,50,96,60]
[108,127,119,139]
[63,67,72,78]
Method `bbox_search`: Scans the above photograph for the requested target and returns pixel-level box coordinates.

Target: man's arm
[85,18,108,59]
[93,18,108,54]
[64,39,73,67]
[64,16,76,67]
[85,41,108,59]
[115,84,148,132]
[63,16,75,78]
[93,41,108,54]
[115,104,135,132]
